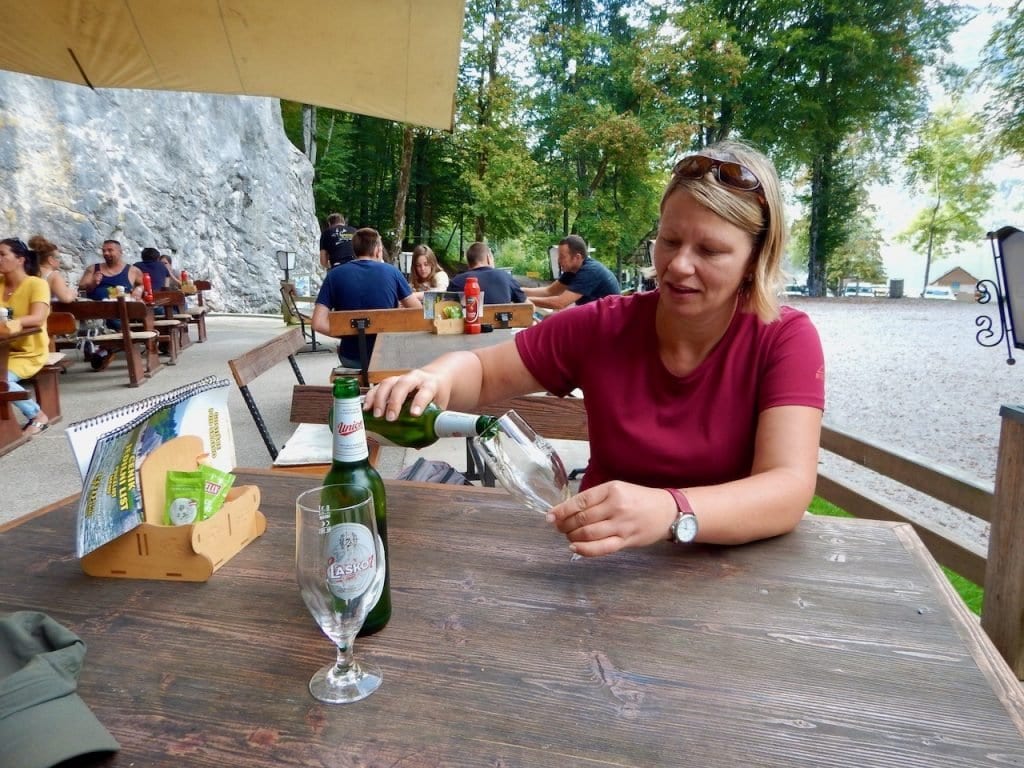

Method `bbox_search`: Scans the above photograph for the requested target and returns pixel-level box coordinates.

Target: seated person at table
[366,141,825,556]
[159,254,182,289]
[409,244,450,301]
[78,240,144,302]
[523,235,620,310]
[0,238,52,435]
[28,235,76,303]
[448,242,526,305]
[134,247,173,291]
[312,228,422,368]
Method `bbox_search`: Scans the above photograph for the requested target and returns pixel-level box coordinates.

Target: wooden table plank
[367,329,518,382]
[2,472,1023,767]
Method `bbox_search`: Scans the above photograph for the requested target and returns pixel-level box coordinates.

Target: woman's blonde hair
[660,140,785,323]
[410,244,441,290]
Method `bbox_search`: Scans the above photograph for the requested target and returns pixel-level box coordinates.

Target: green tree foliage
[982,0,1024,153]
[456,0,542,247]
[728,0,962,296]
[898,106,996,295]
[528,0,665,270]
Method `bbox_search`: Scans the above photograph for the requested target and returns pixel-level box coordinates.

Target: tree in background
[898,106,996,295]
[982,0,1024,154]
[735,0,962,298]
[457,0,542,248]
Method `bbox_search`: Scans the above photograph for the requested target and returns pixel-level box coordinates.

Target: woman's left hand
[546,481,679,558]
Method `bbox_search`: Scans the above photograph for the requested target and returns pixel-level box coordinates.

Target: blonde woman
[409,244,449,300]
[28,235,76,303]
[367,141,824,555]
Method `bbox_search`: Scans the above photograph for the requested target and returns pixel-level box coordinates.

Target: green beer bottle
[324,377,390,636]
[363,400,497,449]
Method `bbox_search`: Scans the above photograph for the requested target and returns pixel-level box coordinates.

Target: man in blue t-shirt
[312,228,421,367]
[523,234,620,310]
[448,242,527,304]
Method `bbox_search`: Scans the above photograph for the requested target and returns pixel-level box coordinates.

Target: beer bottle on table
[324,376,391,636]
[363,400,496,449]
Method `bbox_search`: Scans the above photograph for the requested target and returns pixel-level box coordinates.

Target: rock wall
[0,71,319,313]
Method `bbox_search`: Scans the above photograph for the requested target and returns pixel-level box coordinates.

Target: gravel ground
[793,296,1017,552]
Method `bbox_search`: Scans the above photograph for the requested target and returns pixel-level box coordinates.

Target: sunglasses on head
[673,155,766,208]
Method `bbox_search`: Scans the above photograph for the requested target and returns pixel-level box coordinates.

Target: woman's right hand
[364,368,454,421]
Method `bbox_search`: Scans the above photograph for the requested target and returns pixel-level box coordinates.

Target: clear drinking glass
[296,484,386,703]
[471,410,579,559]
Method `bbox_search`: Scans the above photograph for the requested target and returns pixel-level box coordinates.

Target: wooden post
[982,405,1024,678]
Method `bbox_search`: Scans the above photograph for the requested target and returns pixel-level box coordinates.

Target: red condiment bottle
[142,273,153,303]
[181,270,189,284]
[463,276,481,334]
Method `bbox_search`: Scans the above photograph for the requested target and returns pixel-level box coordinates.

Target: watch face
[673,513,698,543]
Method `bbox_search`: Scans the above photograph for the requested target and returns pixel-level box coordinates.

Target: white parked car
[843,285,876,297]
[923,286,957,301]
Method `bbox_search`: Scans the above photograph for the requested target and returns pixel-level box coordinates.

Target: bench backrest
[46,311,77,352]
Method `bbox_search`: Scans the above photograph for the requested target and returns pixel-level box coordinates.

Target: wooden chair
[280,282,324,353]
[326,302,535,386]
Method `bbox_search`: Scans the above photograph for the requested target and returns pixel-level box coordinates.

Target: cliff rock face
[0,71,318,312]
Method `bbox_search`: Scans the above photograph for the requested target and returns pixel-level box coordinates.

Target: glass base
[309,659,382,704]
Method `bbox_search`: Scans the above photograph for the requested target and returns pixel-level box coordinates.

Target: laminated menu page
[67,376,236,557]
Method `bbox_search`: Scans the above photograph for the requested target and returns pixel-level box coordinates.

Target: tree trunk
[807,152,829,297]
[921,174,942,296]
[389,124,415,263]
[302,105,317,167]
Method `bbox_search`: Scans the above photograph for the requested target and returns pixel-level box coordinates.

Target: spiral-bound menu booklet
[66,376,236,557]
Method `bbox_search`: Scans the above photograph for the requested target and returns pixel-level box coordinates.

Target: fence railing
[817,405,1024,678]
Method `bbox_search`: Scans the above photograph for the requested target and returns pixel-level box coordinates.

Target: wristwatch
[665,488,698,544]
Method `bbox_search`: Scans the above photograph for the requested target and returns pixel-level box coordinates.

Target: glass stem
[335,638,355,675]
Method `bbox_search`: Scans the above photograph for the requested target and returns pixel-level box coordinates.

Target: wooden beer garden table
[366,328,518,382]
[2,470,1024,767]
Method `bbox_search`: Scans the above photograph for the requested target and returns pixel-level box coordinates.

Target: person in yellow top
[0,238,51,435]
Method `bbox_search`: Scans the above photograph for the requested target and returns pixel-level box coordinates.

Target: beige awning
[0,0,465,130]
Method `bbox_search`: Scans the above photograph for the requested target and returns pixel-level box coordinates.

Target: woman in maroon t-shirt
[366,140,824,557]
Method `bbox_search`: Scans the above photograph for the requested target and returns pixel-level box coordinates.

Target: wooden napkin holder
[432,299,465,335]
[80,435,267,582]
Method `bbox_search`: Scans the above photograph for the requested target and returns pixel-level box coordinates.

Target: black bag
[397,458,472,485]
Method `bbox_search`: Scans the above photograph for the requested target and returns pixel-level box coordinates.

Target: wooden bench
[52,298,161,387]
[290,385,583,482]
[20,311,77,424]
[326,302,535,385]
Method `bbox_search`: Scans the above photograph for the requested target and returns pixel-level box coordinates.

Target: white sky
[868,0,1023,288]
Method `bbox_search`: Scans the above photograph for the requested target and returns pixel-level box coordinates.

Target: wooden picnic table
[0,327,40,455]
[2,470,1023,766]
[52,297,175,386]
[367,328,518,382]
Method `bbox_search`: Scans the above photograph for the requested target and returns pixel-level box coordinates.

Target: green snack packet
[199,465,235,520]
[164,470,204,526]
